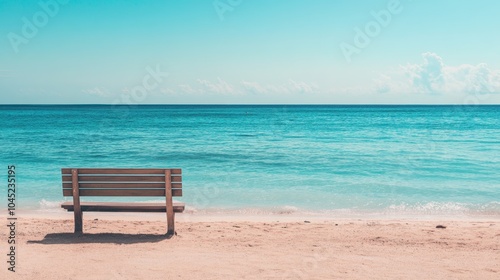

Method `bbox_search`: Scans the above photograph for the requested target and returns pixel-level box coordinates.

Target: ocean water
[1,105,499,217]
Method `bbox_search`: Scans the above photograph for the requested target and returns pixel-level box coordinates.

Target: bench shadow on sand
[28,232,173,245]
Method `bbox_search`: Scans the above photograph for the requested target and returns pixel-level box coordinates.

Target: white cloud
[174,78,239,95]
[374,52,500,95]
[444,63,500,94]
[406,52,445,93]
[157,78,319,97]
[241,81,267,94]
[288,79,317,94]
[177,84,199,94]
[82,87,110,97]
[241,79,318,95]
[197,77,235,94]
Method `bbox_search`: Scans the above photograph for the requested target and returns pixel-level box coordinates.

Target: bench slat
[62,168,182,175]
[61,202,185,212]
[63,189,182,197]
[62,175,182,183]
[62,182,182,189]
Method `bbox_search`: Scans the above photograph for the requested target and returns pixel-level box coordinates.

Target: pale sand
[1,212,499,280]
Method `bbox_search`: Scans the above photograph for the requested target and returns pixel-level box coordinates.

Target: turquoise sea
[1,105,499,217]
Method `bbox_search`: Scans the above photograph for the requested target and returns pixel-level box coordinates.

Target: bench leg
[165,169,175,237]
[167,213,175,237]
[71,169,83,234]
[74,210,83,234]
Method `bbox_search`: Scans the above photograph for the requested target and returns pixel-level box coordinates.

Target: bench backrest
[62,168,182,197]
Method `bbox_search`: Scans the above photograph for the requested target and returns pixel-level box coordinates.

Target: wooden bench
[61,168,184,237]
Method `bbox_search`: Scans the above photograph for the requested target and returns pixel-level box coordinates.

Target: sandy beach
[1,212,499,279]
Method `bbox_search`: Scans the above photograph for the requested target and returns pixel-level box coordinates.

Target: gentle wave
[34,199,500,218]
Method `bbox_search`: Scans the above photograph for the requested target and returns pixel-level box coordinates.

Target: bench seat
[61,202,185,212]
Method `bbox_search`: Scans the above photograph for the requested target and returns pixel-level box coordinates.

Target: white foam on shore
[11,199,499,222]
[39,199,67,211]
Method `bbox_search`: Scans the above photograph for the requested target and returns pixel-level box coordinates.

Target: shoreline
[26,197,500,221]
[5,208,500,223]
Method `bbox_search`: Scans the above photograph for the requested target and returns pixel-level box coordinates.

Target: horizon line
[1,103,499,106]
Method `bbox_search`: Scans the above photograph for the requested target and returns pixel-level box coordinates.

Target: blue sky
[1,0,500,104]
